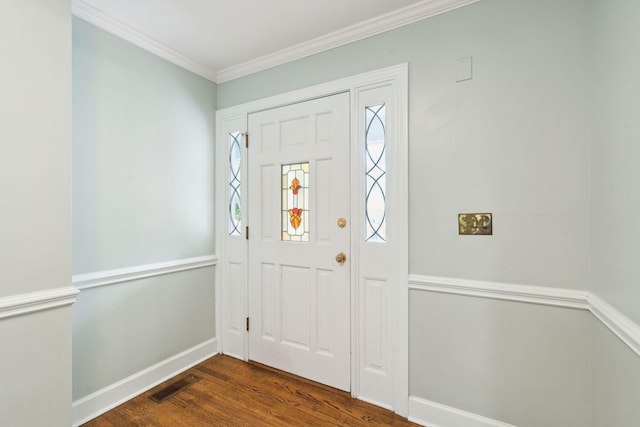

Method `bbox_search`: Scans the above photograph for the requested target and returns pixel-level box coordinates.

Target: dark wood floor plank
[82,355,418,427]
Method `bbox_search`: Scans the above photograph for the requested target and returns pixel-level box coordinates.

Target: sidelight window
[228,132,242,236]
[365,104,387,242]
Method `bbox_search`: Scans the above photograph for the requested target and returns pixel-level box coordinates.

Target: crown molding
[72,0,480,85]
[71,0,218,83]
[216,0,481,83]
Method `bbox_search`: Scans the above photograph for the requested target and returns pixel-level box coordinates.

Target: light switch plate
[459,213,492,235]
[456,56,473,82]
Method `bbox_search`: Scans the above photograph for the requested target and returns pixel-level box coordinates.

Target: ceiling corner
[71,0,219,83]
[216,0,481,83]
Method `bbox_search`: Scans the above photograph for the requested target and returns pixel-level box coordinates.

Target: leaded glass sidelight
[365,104,386,242]
[282,162,309,242]
[228,132,242,236]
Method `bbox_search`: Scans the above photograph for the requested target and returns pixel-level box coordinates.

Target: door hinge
[246,317,250,331]
[245,226,249,240]
[244,132,249,148]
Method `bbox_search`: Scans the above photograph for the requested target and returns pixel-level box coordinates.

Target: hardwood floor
[83,355,419,426]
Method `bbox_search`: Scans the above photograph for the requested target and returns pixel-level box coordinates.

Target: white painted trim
[408,396,515,427]
[216,64,409,415]
[72,338,218,427]
[394,64,410,418]
[409,274,640,358]
[72,0,479,84]
[588,293,640,357]
[409,274,589,310]
[71,0,218,82]
[216,0,481,82]
[0,287,79,320]
[73,255,218,291]
[215,116,249,361]
[217,65,408,118]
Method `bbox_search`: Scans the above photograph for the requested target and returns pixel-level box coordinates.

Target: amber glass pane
[281,162,309,242]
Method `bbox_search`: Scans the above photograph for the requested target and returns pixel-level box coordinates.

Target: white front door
[247,92,351,391]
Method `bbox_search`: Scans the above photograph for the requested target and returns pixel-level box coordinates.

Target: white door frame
[215,64,409,415]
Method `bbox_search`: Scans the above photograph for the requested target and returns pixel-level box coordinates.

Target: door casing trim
[215,64,409,415]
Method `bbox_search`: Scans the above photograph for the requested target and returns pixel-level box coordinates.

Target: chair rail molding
[409,274,589,310]
[0,286,79,320]
[588,293,640,357]
[409,274,640,357]
[73,255,218,291]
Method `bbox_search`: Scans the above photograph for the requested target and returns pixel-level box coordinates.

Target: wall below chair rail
[71,261,217,425]
[408,274,640,427]
[0,305,75,427]
[591,317,640,425]
[72,265,216,399]
[409,287,591,427]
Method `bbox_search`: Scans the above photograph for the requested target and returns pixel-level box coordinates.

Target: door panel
[248,92,350,391]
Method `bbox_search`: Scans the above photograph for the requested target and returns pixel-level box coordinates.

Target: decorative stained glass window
[228,132,242,236]
[365,104,386,242]
[282,162,309,242]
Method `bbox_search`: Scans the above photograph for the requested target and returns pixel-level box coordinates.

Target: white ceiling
[72,0,478,83]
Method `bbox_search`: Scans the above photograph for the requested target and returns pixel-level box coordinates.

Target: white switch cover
[456,56,473,82]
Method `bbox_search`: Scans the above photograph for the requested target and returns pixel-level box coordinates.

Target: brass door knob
[335,252,347,264]
[337,218,347,228]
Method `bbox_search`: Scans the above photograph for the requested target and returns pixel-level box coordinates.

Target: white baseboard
[408,396,515,427]
[72,338,218,426]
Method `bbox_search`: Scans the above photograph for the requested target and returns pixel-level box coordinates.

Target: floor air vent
[150,374,200,403]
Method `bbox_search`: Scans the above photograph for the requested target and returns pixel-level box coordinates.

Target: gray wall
[1,0,71,297]
[68,0,640,424]
[410,292,591,427]
[0,0,74,425]
[72,268,215,398]
[590,0,640,424]
[72,18,217,399]
[591,318,640,426]
[219,0,594,424]
[73,18,216,273]
[219,0,591,289]
[590,0,640,326]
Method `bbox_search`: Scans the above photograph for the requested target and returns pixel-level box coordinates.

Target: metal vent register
[150,374,200,403]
